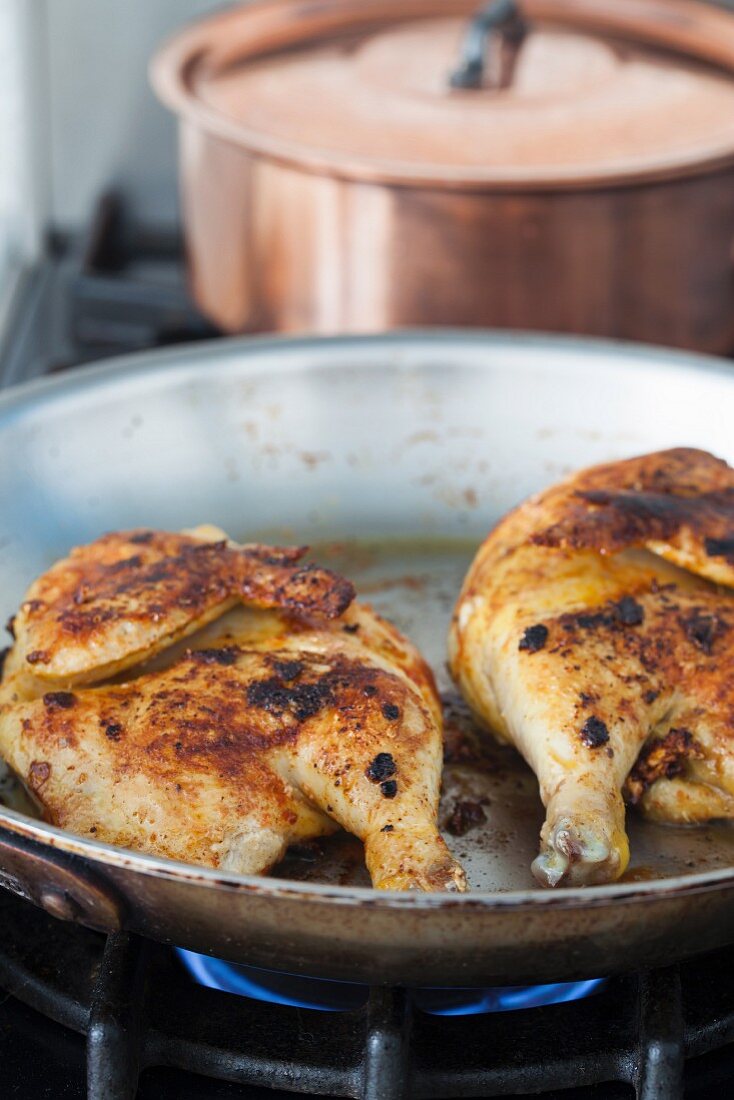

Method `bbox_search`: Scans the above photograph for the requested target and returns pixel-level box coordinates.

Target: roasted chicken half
[450,448,734,888]
[0,528,465,892]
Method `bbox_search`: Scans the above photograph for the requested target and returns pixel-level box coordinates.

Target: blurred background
[0,0,224,383]
[1,1,222,244]
[3,0,734,382]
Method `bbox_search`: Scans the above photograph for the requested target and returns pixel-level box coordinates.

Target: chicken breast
[449,448,734,888]
[0,529,466,892]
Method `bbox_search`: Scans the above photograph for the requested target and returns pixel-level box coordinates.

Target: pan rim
[3,799,734,909]
[2,327,734,414]
[2,327,734,910]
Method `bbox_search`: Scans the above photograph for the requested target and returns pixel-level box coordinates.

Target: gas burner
[0,891,733,1098]
[176,947,605,1015]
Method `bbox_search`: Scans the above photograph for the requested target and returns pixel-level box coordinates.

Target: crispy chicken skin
[449,449,734,888]
[0,528,465,892]
[12,528,354,684]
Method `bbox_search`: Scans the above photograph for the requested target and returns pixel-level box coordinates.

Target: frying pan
[1,331,734,988]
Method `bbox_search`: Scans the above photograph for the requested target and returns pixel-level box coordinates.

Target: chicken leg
[450,448,734,887]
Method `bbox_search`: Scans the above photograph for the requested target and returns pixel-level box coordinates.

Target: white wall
[0,0,48,323]
[45,0,226,231]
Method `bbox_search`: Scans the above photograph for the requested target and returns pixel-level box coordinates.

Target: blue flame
[176,948,605,1016]
[412,979,606,1015]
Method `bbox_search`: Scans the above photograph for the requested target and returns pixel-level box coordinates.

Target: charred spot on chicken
[43,691,76,709]
[366,753,397,783]
[518,624,548,652]
[580,716,610,749]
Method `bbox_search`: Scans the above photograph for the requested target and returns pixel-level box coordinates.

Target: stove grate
[0,890,733,1099]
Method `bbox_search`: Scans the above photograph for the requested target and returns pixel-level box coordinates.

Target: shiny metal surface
[1,331,734,985]
[153,0,734,350]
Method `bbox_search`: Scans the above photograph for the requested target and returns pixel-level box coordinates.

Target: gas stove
[1,197,734,1100]
[0,193,217,388]
[2,887,734,1100]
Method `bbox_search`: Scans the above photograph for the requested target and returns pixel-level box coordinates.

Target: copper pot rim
[150,0,734,193]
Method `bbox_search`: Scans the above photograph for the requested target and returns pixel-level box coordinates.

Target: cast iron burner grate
[1,891,734,1099]
[0,192,218,389]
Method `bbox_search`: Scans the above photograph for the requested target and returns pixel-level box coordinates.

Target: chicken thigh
[0,528,465,892]
[449,449,734,888]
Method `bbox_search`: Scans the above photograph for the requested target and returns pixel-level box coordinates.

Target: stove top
[1,887,734,1100]
[0,193,217,390]
[1,194,734,1099]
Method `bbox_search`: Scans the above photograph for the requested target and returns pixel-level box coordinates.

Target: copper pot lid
[152,0,734,189]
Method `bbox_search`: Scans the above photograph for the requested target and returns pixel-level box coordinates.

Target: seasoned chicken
[0,528,465,892]
[449,448,734,888]
[12,528,354,683]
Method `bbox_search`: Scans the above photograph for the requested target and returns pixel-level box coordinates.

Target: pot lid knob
[449,0,529,90]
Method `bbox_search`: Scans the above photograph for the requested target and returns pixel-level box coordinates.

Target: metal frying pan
[1,331,734,988]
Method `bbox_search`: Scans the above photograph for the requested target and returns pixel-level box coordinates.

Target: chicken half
[449,448,734,888]
[0,527,466,892]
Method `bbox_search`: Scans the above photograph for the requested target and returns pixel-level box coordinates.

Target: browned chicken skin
[450,449,734,887]
[13,529,354,684]
[0,528,466,892]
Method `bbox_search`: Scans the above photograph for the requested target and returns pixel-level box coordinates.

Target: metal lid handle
[449,0,529,90]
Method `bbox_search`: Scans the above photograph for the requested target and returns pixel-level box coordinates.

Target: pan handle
[0,826,123,933]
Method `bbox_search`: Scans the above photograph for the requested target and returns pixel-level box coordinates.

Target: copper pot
[152,0,734,352]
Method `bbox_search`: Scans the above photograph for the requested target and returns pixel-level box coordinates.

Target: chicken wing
[449,448,734,887]
[0,529,465,892]
[11,527,354,684]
